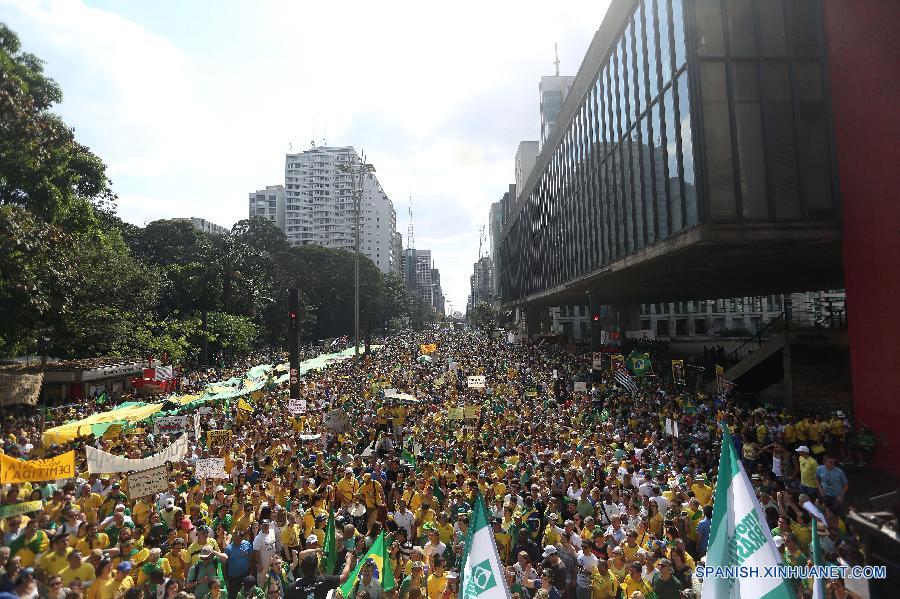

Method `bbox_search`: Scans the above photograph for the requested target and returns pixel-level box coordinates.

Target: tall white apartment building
[283,146,397,274]
[248,185,285,230]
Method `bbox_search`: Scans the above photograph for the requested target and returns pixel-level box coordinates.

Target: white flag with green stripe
[702,430,794,599]
[460,495,510,599]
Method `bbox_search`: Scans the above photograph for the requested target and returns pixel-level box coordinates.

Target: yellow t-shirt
[38,549,73,576]
[336,478,359,506]
[281,523,301,548]
[426,572,447,599]
[799,455,818,488]
[691,483,713,507]
[60,562,97,586]
[783,424,795,444]
[76,533,110,554]
[76,493,105,524]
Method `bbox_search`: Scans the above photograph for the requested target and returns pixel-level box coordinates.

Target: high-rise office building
[172,217,230,236]
[539,75,576,149]
[283,146,397,274]
[515,142,539,197]
[248,185,285,230]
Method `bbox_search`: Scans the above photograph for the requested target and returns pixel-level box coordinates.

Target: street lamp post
[338,154,375,363]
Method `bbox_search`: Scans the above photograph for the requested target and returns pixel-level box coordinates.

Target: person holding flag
[285,549,356,599]
[459,495,511,599]
[702,428,794,599]
[336,533,395,599]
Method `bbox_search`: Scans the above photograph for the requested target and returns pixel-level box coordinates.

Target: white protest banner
[665,418,674,436]
[192,412,201,440]
[574,381,588,392]
[198,407,213,415]
[195,458,226,479]
[126,464,169,499]
[298,434,321,441]
[287,399,307,414]
[86,434,188,474]
[673,421,680,438]
[383,388,397,397]
[0,372,44,406]
[153,416,188,436]
[448,362,458,373]
[467,375,486,389]
[552,370,559,379]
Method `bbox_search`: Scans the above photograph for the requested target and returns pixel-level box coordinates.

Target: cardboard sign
[153,416,188,436]
[447,407,464,420]
[0,451,75,483]
[574,381,588,392]
[195,458,226,479]
[198,407,213,415]
[0,372,44,406]
[383,388,398,397]
[287,399,307,414]
[126,464,169,499]
[0,500,43,517]
[206,430,233,448]
[464,405,481,420]
[323,408,351,434]
[467,376,486,389]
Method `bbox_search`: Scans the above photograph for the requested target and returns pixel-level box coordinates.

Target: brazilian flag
[339,532,395,596]
[627,351,652,377]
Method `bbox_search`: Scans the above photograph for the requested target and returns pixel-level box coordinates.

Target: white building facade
[283,146,397,274]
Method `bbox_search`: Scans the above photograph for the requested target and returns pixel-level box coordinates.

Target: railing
[724,312,786,368]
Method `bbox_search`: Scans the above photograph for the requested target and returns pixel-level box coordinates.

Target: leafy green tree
[0,24,113,224]
[468,301,497,331]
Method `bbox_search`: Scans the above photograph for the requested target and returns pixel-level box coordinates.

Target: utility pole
[338,153,375,363]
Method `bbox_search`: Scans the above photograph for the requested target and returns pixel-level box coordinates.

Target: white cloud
[0,0,611,309]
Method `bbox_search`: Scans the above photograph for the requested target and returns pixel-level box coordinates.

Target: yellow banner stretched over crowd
[0,451,75,484]
[419,343,437,354]
[42,403,163,445]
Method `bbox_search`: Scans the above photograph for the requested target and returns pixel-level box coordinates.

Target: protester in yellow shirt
[690,477,713,507]
[60,550,96,587]
[425,555,448,599]
[38,533,73,576]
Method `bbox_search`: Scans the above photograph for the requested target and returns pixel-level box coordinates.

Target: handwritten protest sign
[153,416,188,436]
[464,405,482,420]
[574,382,588,392]
[206,430,233,448]
[447,407,464,420]
[195,458,226,479]
[0,372,43,406]
[467,376,486,389]
[287,399,307,414]
[126,464,169,499]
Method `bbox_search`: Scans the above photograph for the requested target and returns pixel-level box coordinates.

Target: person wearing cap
[106,561,136,599]
[186,546,228,599]
[796,446,819,497]
[539,545,566,596]
[398,560,425,599]
[689,476,712,508]
[189,526,222,565]
[252,520,278,582]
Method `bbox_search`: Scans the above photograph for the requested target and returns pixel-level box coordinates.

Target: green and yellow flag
[339,532,395,596]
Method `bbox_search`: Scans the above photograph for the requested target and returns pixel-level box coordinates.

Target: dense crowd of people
[0,328,873,599]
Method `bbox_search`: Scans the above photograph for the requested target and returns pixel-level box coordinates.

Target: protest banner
[447,407,464,420]
[526,389,538,398]
[0,451,75,484]
[573,381,588,392]
[464,405,482,420]
[672,359,686,386]
[153,416,188,436]
[198,407,213,415]
[192,412,201,440]
[195,458,226,479]
[467,375,486,389]
[287,399,307,414]
[86,435,188,474]
[592,352,603,370]
[0,500,43,518]
[206,430,233,448]
[0,371,44,406]
[126,464,169,499]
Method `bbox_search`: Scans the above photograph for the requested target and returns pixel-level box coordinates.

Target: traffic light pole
[288,288,300,400]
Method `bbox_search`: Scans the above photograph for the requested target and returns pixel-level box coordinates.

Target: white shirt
[253,528,278,572]
[392,509,415,538]
[422,540,446,562]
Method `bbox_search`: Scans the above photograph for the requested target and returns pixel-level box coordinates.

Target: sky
[1,0,611,312]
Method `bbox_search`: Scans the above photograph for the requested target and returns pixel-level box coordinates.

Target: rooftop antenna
[554,42,560,76]
[407,195,415,250]
[311,120,316,149]
[322,121,327,147]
